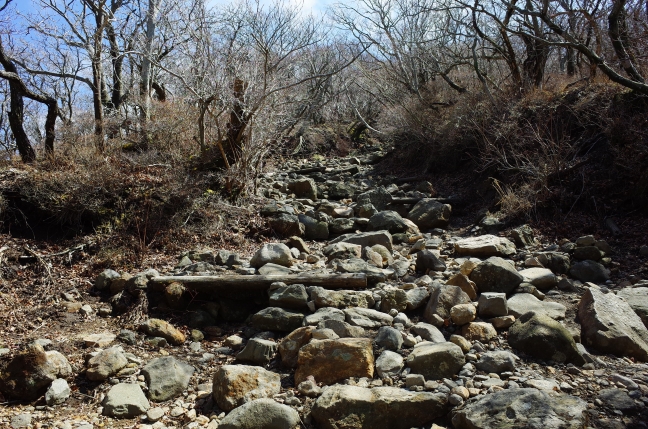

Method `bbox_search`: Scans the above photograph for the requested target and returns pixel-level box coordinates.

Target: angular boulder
[507,293,566,320]
[578,287,648,361]
[330,231,393,251]
[452,388,587,429]
[508,312,585,365]
[406,342,465,380]
[455,235,516,257]
[278,326,314,368]
[616,287,648,328]
[142,356,194,401]
[250,243,293,268]
[312,385,447,429]
[212,365,281,411]
[367,211,409,233]
[424,285,471,321]
[295,338,374,385]
[249,307,304,332]
[407,199,452,230]
[102,383,150,418]
[469,257,523,294]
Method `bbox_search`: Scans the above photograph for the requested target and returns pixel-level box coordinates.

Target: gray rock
[250,243,293,268]
[258,262,292,275]
[474,351,517,373]
[304,307,346,326]
[375,350,404,378]
[374,326,403,351]
[415,249,447,272]
[86,347,128,381]
[268,283,309,309]
[478,292,508,317]
[312,385,447,429]
[329,217,356,234]
[454,235,516,257]
[469,257,523,294]
[578,287,648,361]
[328,182,355,199]
[616,287,648,328]
[510,224,536,247]
[330,230,393,251]
[322,242,362,261]
[310,286,374,309]
[356,187,393,211]
[597,388,640,412]
[368,211,409,233]
[379,288,408,313]
[95,269,121,291]
[520,267,558,290]
[237,338,278,365]
[269,213,304,237]
[212,365,281,411]
[508,312,585,365]
[405,287,430,310]
[406,342,465,380]
[332,258,389,284]
[407,199,452,230]
[424,285,472,321]
[45,379,70,406]
[288,178,317,200]
[570,260,610,283]
[411,322,446,343]
[298,214,329,240]
[10,414,31,428]
[507,293,566,320]
[535,251,571,275]
[344,307,393,328]
[146,407,165,422]
[318,319,366,338]
[142,356,194,401]
[102,383,150,418]
[218,398,300,429]
[250,307,304,332]
[451,388,587,429]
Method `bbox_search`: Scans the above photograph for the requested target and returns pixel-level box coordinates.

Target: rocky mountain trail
[1,151,648,428]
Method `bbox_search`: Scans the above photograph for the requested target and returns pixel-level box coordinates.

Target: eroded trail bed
[1,152,648,429]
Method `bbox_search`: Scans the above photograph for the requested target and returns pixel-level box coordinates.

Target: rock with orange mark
[295,338,374,385]
[461,322,497,342]
[278,326,314,368]
[212,365,281,411]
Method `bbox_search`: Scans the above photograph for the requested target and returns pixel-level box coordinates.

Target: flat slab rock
[507,293,566,320]
[312,384,447,429]
[454,235,516,257]
[578,287,648,361]
[452,388,587,429]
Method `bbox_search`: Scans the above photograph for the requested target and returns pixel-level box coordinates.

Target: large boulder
[415,250,447,272]
[250,243,294,268]
[569,260,610,283]
[249,307,304,332]
[102,383,150,418]
[407,199,452,230]
[311,287,374,309]
[452,388,587,429]
[323,242,362,261]
[0,343,72,401]
[455,235,516,257]
[288,178,318,200]
[578,287,648,361]
[508,312,585,365]
[367,211,409,233]
[268,283,309,309]
[86,347,128,381]
[269,213,304,237]
[142,356,194,401]
[295,338,374,385]
[298,214,329,240]
[519,267,558,290]
[478,292,508,318]
[278,326,314,368]
[424,285,471,321]
[617,287,648,328]
[507,293,566,320]
[212,365,281,411]
[356,187,392,211]
[330,231,393,251]
[469,257,523,294]
[304,307,346,326]
[312,385,447,429]
[218,398,300,429]
[406,342,465,380]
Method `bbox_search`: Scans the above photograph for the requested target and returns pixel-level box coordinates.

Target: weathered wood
[150,273,367,293]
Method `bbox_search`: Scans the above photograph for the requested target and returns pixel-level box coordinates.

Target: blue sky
[15,0,336,15]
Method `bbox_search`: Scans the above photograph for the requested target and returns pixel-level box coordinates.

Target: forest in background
[0,0,646,248]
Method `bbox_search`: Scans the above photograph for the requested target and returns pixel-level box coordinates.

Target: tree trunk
[608,0,645,83]
[140,0,158,121]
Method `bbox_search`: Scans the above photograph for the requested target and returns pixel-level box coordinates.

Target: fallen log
[149,273,367,293]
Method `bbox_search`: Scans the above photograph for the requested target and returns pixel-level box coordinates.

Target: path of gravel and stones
[1,152,648,429]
